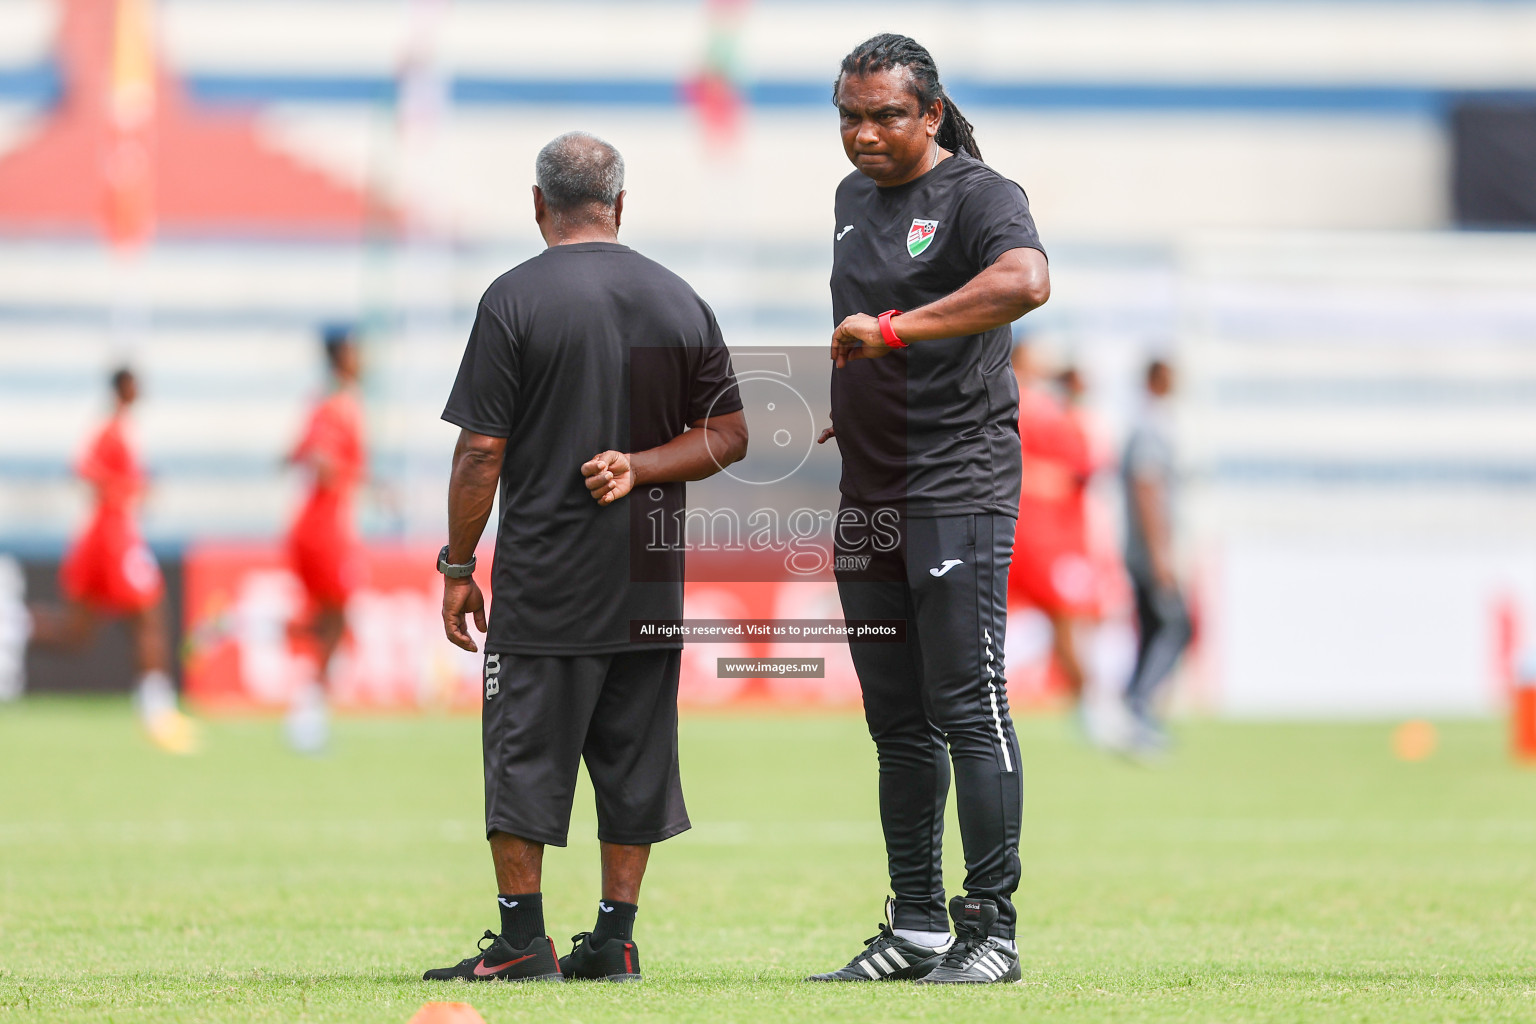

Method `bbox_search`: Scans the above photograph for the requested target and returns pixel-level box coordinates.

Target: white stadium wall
[1180,233,1536,718]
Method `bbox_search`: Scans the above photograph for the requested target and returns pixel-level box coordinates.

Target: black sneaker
[807,900,947,981]
[422,930,563,982]
[559,932,642,982]
[916,897,1020,985]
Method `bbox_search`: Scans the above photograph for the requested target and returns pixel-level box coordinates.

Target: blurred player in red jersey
[1010,342,1098,705]
[283,326,366,753]
[15,368,199,753]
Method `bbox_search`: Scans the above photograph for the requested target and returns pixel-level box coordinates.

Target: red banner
[182,543,482,712]
[182,544,1065,713]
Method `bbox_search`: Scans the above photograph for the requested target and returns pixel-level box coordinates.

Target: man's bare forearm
[891,247,1050,343]
[447,430,506,564]
[631,411,748,485]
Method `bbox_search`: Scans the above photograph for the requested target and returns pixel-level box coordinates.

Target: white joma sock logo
[497,897,518,909]
[599,902,614,913]
[929,559,964,577]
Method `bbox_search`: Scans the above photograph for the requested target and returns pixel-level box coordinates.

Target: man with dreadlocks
[810,33,1049,985]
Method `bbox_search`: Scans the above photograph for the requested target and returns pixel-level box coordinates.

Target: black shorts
[481,648,690,847]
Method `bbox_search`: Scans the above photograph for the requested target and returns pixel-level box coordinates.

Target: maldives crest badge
[906,218,938,257]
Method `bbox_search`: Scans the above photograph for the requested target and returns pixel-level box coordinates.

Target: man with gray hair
[535,129,626,209]
[423,132,747,983]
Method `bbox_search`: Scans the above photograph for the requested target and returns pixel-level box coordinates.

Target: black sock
[496,892,544,949]
[592,899,637,944]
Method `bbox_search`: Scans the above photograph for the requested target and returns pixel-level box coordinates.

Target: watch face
[438,547,471,576]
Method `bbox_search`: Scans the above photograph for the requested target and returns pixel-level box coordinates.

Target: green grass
[3,699,1536,1022]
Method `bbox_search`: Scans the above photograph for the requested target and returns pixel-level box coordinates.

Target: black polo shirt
[443,242,741,654]
[829,151,1045,517]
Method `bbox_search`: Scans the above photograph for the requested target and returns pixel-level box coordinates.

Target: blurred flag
[103,0,157,249]
[683,0,751,154]
[395,0,451,237]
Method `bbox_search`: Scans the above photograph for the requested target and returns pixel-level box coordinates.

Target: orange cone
[1392,720,1437,762]
[1515,675,1536,763]
[408,1003,486,1024]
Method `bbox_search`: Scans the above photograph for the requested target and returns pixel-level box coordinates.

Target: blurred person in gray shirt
[1121,359,1189,748]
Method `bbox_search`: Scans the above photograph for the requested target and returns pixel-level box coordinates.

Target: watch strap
[437,544,477,578]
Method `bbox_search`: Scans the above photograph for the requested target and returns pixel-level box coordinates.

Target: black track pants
[835,511,1023,939]
[1124,573,1191,720]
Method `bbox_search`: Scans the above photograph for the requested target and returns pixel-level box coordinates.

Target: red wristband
[877,309,907,349]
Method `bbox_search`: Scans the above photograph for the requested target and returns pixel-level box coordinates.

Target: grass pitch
[3,699,1535,1023]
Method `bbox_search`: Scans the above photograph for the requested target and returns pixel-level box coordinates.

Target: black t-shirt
[830,152,1045,517]
[442,242,741,654]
